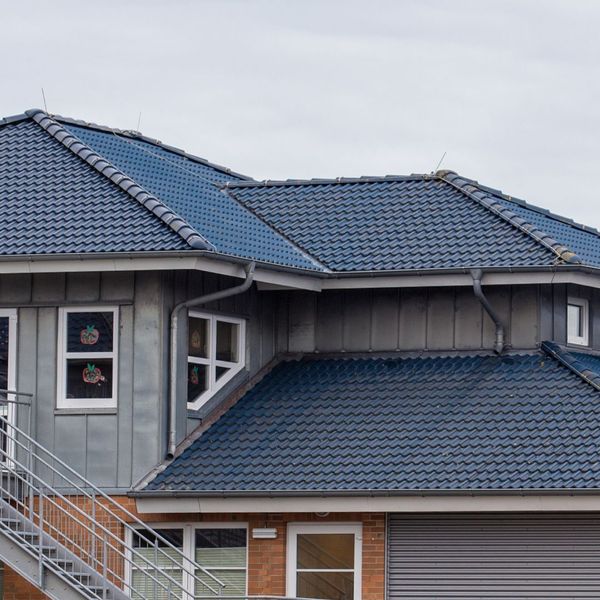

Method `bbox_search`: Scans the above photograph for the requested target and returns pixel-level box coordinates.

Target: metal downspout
[471,268,505,354]
[167,262,256,458]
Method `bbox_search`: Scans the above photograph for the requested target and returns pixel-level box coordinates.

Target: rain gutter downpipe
[167,261,256,458]
[471,268,505,354]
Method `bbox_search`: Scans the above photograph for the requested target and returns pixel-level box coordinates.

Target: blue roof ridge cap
[26,109,215,251]
[221,187,331,272]
[226,174,429,188]
[438,170,582,265]
[51,113,252,182]
[455,175,600,239]
[541,341,600,391]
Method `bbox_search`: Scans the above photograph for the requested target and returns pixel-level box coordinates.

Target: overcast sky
[3,0,600,227]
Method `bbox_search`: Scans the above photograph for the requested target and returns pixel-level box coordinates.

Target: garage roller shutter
[387,514,600,598]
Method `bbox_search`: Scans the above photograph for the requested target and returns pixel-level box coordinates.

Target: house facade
[1,108,600,599]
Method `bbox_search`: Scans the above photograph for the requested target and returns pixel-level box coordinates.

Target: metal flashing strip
[26,109,215,252]
[438,170,582,265]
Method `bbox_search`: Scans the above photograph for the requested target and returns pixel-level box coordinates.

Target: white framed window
[57,306,119,409]
[129,523,248,599]
[287,523,362,600]
[567,297,589,346]
[187,311,246,410]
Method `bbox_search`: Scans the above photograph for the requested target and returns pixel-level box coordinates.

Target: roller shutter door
[387,514,600,598]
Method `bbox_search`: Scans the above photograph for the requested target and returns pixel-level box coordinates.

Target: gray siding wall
[4,271,163,491]
[277,285,543,354]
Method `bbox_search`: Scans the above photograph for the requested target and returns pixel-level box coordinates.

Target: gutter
[167,261,256,457]
[471,269,505,354]
[130,487,600,498]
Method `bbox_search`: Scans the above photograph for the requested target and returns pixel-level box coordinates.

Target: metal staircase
[0,391,227,599]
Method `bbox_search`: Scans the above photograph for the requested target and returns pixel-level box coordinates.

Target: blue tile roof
[0,118,191,254]
[3,109,600,274]
[61,120,323,270]
[145,346,600,493]
[226,176,566,271]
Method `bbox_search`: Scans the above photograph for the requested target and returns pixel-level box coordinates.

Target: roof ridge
[53,113,252,181]
[541,341,600,391]
[222,187,331,272]
[472,180,600,239]
[26,109,215,251]
[437,170,582,265]
[226,174,428,188]
[0,113,31,128]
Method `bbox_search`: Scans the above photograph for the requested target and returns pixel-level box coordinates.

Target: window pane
[189,317,209,359]
[133,529,184,549]
[66,359,112,399]
[215,366,230,382]
[131,569,183,600]
[67,312,114,353]
[568,304,583,338]
[216,321,239,362]
[297,571,354,600]
[188,363,208,402]
[195,528,246,549]
[297,533,354,569]
[195,528,246,567]
[195,569,245,597]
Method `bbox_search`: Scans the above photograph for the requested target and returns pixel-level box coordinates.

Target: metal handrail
[0,392,227,599]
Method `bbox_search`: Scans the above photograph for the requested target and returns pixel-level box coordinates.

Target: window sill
[54,408,117,416]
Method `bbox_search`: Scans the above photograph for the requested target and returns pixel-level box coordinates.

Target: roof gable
[0,118,191,255]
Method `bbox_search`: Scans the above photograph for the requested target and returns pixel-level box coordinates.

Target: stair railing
[0,390,227,599]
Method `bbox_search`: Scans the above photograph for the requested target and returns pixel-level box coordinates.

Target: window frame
[187,311,246,410]
[0,308,18,463]
[286,522,362,600]
[127,522,249,599]
[567,296,589,347]
[56,306,119,409]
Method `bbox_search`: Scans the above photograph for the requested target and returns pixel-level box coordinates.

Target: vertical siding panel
[100,272,135,301]
[0,274,31,303]
[288,292,316,353]
[36,307,57,451]
[482,287,511,349]
[539,284,554,343]
[316,292,344,352]
[398,289,427,350]
[86,415,118,487]
[260,293,276,366]
[275,293,289,354]
[16,308,37,435]
[131,272,163,483]
[552,283,568,345]
[427,289,455,350]
[371,289,400,351]
[342,290,372,352]
[65,273,101,302]
[510,285,539,349]
[32,273,65,303]
[54,416,87,479]
[454,288,483,350]
[117,304,134,488]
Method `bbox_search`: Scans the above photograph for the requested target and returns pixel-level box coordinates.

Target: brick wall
[2,496,386,599]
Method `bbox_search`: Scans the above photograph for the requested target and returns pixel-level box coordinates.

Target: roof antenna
[433,151,446,173]
[136,111,142,132]
[41,88,48,113]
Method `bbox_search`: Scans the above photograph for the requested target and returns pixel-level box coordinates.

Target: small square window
[57,307,119,409]
[567,297,589,346]
[187,312,245,410]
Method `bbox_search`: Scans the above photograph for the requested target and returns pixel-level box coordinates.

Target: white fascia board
[2,256,600,292]
[135,494,600,514]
